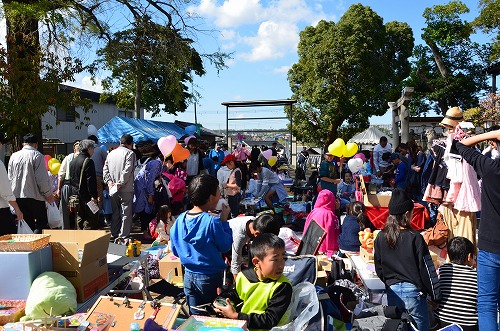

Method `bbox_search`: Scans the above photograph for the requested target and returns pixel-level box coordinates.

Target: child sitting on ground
[434,236,478,331]
[170,174,232,315]
[214,233,292,330]
[338,201,376,253]
[149,205,176,246]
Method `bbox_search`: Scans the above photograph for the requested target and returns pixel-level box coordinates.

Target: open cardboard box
[358,175,391,207]
[43,230,110,303]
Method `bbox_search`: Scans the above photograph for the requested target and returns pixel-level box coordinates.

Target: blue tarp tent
[98,116,186,143]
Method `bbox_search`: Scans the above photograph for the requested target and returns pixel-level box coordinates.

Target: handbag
[423,212,449,248]
[68,158,88,210]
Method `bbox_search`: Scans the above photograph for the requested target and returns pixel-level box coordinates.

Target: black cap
[23,133,38,143]
[389,153,400,161]
[388,189,414,215]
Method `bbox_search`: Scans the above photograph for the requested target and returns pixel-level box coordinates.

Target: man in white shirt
[8,133,54,233]
[103,134,136,242]
[373,136,392,176]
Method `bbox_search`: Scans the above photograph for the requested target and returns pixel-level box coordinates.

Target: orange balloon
[171,143,191,163]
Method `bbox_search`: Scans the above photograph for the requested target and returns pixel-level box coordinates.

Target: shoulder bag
[68,158,88,210]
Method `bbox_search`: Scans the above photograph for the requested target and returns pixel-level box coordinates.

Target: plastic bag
[17,219,34,234]
[47,202,63,228]
[270,282,319,331]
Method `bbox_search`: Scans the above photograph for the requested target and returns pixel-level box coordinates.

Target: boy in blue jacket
[170,174,232,315]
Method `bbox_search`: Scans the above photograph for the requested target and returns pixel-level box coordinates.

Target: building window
[56,106,76,122]
[118,110,134,118]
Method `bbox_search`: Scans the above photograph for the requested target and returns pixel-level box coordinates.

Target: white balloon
[88,124,98,136]
[348,158,363,173]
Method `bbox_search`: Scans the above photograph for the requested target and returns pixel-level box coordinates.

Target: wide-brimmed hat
[221,154,236,165]
[440,107,463,128]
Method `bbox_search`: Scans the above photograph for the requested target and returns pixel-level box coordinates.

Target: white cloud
[273,65,291,74]
[189,0,332,62]
[240,21,299,61]
[67,75,103,93]
[194,0,263,28]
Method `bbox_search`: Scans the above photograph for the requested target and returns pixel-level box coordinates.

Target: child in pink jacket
[303,189,340,256]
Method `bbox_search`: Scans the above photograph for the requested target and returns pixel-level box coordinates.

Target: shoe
[114,237,126,245]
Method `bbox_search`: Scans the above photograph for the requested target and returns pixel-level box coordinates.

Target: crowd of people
[1,107,499,330]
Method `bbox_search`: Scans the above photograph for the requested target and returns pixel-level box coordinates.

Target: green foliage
[473,0,500,61]
[0,2,91,149]
[479,92,500,122]
[96,20,225,116]
[407,0,490,116]
[287,4,413,146]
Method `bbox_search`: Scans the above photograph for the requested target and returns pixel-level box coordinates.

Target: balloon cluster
[44,155,61,175]
[158,135,190,163]
[261,149,277,166]
[326,139,366,173]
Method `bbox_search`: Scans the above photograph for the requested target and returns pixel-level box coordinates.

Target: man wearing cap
[373,136,392,177]
[88,135,107,213]
[8,133,55,233]
[103,134,136,242]
[390,153,408,190]
[319,149,342,195]
[220,154,241,217]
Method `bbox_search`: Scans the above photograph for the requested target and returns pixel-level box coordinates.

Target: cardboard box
[159,253,183,284]
[0,246,52,299]
[360,246,374,263]
[43,230,110,303]
[359,175,391,207]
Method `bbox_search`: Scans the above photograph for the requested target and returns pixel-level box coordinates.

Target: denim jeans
[387,282,430,331]
[477,250,500,331]
[184,270,224,315]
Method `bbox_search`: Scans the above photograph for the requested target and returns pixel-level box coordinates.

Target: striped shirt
[435,263,478,327]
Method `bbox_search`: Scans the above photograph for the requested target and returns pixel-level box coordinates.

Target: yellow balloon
[49,162,61,175]
[328,138,347,157]
[268,157,277,167]
[345,143,359,158]
[48,158,58,167]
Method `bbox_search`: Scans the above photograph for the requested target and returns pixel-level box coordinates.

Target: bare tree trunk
[426,40,448,78]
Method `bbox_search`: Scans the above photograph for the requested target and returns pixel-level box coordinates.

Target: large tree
[287,4,414,146]
[406,0,490,116]
[473,0,500,61]
[97,18,227,117]
[0,0,227,147]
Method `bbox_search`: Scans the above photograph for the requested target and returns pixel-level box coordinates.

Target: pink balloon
[184,135,196,145]
[158,135,177,156]
[262,149,273,160]
[354,153,366,163]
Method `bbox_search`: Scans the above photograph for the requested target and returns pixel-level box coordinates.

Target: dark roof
[174,120,223,137]
[59,84,112,103]
[221,99,297,107]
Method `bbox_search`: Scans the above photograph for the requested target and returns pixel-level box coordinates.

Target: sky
[69,0,489,132]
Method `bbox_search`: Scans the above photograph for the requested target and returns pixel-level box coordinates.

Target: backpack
[423,212,449,248]
[134,157,151,179]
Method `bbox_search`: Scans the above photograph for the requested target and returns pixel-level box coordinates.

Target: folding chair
[296,219,327,256]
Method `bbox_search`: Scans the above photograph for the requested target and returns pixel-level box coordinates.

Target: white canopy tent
[348,126,390,150]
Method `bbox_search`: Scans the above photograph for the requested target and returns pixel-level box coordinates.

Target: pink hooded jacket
[304,189,340,254]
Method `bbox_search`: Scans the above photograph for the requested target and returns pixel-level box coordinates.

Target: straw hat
[440,107,463,128]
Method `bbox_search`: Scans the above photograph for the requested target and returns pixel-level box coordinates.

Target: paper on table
[87,200,99,214]
[109,184,118,196]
